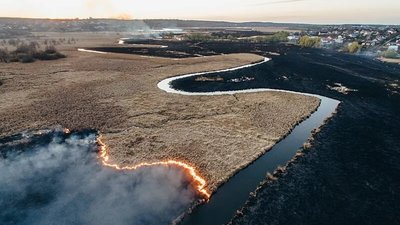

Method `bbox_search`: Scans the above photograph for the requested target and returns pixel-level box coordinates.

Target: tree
[299,36,321,48]
[347,42,362,53]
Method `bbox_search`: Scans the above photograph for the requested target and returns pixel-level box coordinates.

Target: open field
[0,33,320,192]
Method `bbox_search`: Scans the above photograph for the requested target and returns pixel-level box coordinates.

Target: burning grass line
[96,134,211,200]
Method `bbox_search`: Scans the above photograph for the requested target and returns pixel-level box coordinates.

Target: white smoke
[0,131,197,225]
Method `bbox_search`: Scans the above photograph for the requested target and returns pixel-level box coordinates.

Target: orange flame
[96,135,211,200]
[63,128,71,134]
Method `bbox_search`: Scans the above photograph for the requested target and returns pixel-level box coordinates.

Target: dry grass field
[0,33,320,192]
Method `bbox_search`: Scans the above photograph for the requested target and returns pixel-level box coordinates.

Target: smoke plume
[0,130,197,225]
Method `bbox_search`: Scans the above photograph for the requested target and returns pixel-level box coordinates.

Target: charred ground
[153,41,400,225]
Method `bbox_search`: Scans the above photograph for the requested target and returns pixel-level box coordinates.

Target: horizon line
[0,16,399,26]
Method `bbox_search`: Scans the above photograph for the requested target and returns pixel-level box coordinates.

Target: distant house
[318,31,329,36]
[287,35,299,44]
[320,37,335,48]
[387,30,396,35]
[335,35,344,44]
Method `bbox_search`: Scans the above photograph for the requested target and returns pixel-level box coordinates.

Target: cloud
[0,131,197,225]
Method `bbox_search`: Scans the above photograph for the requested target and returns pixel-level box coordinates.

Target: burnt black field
[87,41,219,58]
[163,42,400,225]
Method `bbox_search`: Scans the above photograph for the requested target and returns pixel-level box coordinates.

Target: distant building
[387,30,396,35]
[287,35,299,43]
[335,35,344,44]
[318,31,329,36]
[321,37,333,46]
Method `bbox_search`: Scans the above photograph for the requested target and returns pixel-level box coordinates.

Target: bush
[0,42,65,63]
[299,36,321,48]
[17,53,35,63]
[44,45,57,54]
[382,49,399,59]
[0,48,10,63]
[15,42,37,55]
[346,42,362,53]
[34,51,65,60]
[34,45,65,60]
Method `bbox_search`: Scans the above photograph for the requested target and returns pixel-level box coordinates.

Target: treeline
[298,37,363,54]
[0,41,65,63]
[252,31,289,43]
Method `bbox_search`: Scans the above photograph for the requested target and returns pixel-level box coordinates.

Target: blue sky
[2,0,400,24]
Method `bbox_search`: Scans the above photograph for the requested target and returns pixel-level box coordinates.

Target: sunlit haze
[2,0,400,24]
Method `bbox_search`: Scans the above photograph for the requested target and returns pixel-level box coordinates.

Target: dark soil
[164,42,400,225]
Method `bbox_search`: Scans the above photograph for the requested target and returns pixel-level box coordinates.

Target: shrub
[15,43,37,55]
[0,48,10,63]
[0,42,65,63]
[33,46,65,60]
[17,53,35,63]
[299,36,321,48]
[345,42,362,53]
[382,49,399,59]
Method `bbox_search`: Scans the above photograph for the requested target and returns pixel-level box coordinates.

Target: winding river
[157,57,340,225]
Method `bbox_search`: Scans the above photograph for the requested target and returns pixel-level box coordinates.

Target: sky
[2,0,400,24]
